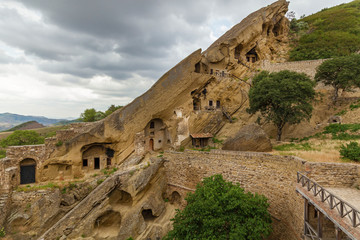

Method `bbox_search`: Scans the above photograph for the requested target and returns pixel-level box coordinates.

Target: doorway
[149,139,154,151]
[94,157,100,169]
[20,159,36,184]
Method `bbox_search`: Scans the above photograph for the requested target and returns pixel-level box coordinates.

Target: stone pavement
[326,187,360,211]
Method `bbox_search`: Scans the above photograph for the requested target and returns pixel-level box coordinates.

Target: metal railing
[297,172,360,228]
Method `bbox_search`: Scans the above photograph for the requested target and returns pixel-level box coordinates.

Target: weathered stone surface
[222,124,272,152]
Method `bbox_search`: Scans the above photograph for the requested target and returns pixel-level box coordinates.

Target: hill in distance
[5,121,45,131]
[0,112,67,131]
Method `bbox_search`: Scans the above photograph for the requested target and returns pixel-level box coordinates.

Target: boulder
[222,124,272,152]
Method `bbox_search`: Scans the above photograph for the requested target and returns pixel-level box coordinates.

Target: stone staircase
[0,191,10,226]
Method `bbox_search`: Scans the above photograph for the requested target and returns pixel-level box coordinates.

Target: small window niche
[82,159,88,167]
[216,100,221,109]
[209,100,213,107]
[150,121,155,129]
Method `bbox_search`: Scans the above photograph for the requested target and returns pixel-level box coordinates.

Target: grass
[0,149,5,159]
[322,123,360,140]
[273,142,314,151]
[191,146,217,152]
[272,137,360,164]
[16,182,60,192]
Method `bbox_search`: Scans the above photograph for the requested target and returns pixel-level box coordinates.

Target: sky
[0,0,353,119]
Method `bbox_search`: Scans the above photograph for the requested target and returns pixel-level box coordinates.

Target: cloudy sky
[0,0,352,119]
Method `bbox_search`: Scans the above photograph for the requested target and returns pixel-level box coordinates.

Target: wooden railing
[297,172,360,228]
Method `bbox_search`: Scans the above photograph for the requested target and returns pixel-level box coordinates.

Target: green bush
[340,141,360,161]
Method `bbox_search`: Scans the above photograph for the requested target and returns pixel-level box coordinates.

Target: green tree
[315,54,360,103]
[0,130,44,148]
[104,104,123,117]
[164,175,272,240]
[247,70,316,141]
[79,108,105,122]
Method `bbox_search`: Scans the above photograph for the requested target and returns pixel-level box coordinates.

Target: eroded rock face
[222,124,272,152]
[12,0,290,182]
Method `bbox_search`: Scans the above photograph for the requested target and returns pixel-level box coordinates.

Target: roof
[190,133,213,139]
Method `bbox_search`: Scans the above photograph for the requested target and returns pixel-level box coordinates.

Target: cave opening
[245,47,258,63]
[142,209,157,222]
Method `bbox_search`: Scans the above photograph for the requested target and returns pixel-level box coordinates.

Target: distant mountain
[6,121,45,131]
[0,113,66,131]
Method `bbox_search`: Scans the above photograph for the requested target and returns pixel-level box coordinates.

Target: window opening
[83,159,88,167]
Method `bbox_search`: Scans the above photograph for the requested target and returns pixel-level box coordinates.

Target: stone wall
[163,150,360,240]
[261,59,327,78]
[1,145,47,190]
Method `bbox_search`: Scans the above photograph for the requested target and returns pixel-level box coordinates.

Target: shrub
[0,130,44,147]
[0,227,5,237]
[340,142,360,161]
[55,140,63,147]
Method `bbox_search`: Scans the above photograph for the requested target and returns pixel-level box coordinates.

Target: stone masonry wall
[164,150,360,240]
[261,59,327,78]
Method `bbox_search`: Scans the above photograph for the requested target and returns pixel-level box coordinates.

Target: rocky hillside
[289,0,360,60]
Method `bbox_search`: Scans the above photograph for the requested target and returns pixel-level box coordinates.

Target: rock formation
[222,124,272,152]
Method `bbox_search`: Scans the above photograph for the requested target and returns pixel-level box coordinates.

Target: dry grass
[272,138,360,164]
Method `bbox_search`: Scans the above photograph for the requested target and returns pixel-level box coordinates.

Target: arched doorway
[20,158,36,184]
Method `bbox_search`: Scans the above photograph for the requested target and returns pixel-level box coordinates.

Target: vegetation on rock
[289,0,360,61]
[164,174,272,240]
[315,54,360,103]
[0,130,44,148]
[247,70,316,141]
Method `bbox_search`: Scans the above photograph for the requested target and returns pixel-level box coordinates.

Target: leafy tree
[164,175,272,240]
[315,54,360,103]
[0,130,44,147]
[247,70,316,141]
[79,105,123,122]
[104,104,122,117]
[79,108,105,122]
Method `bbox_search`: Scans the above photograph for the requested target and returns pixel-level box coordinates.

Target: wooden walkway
[296,172,360,240]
